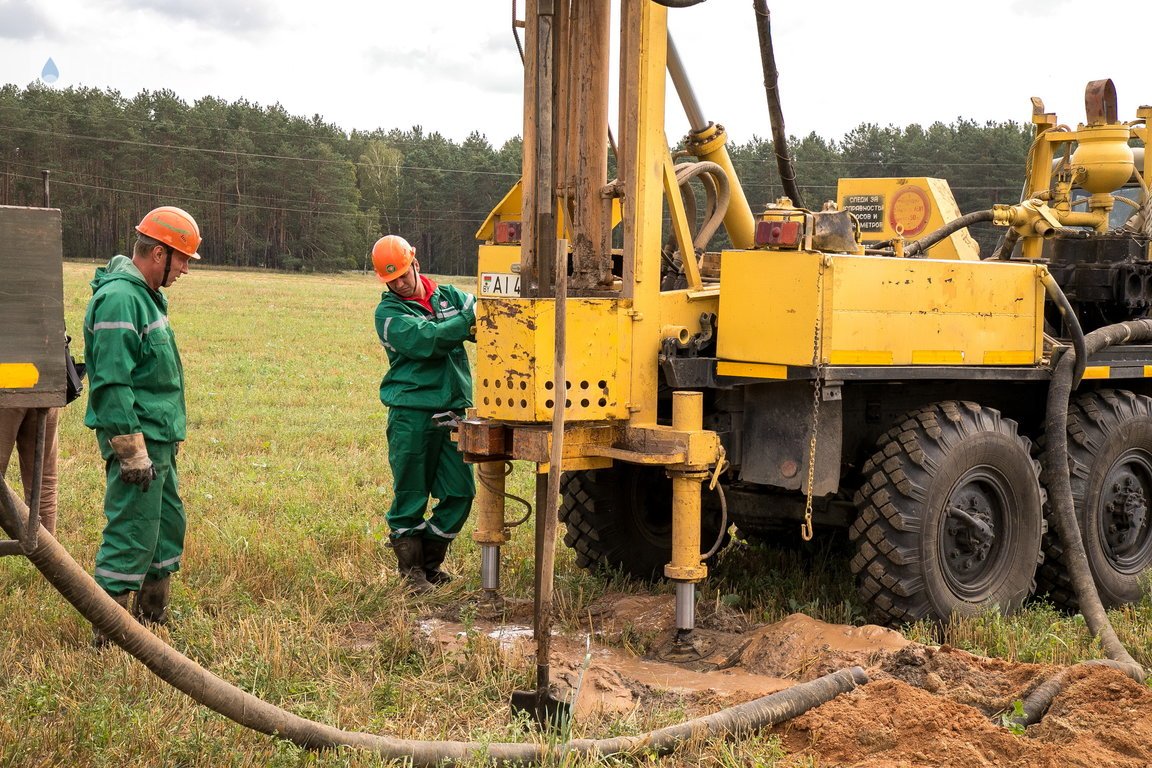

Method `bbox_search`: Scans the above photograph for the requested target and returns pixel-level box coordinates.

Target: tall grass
[2,263,1151,767]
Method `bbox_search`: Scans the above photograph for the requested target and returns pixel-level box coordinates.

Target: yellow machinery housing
[716,250,1044,374]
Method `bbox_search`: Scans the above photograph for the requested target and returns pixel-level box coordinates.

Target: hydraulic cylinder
[472,461,511,596]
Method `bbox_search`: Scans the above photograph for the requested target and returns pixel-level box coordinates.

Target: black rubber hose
[904,209,995,257]
[991,228,1020,260]
[1040,271,1087,389]
[0,481,868,765]
[752,0,803,209]
[1042,320,1152,685]
[700,480,729,560]
[1011,659,1134,727]
[1005,319,1152,730]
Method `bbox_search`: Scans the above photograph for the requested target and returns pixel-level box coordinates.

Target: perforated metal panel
[474,297,629,422]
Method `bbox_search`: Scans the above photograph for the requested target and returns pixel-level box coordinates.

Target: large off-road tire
[850,401,1045,626]
[1036,389,1152,610]
[558,463,728,580]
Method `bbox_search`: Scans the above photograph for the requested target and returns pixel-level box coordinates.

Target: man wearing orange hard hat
[372,234,476,592]
[83,205,201,646]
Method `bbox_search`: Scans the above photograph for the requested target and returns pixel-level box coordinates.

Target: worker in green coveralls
[83,205,200,647]
[372,234,476,593]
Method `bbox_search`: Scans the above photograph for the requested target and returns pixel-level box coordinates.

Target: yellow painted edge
[829,350,894,366]
[1082,366,1110,379]
[983,350,1037,365]
[911,350,964,365]
[716,361,789,379]
[0,363,39,388]
[1144,366,1152,378]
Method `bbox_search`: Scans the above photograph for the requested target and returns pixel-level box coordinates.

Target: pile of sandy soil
[421,593,1152,767]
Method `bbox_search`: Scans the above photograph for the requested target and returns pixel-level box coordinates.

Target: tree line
[0,83,1032,273]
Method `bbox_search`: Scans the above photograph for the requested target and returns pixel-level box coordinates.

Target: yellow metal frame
[1017,95,1148,260]
[465,1,722,591]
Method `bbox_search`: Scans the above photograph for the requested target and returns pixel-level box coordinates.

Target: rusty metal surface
[1084,79,1118,125]
[0,206,66,408]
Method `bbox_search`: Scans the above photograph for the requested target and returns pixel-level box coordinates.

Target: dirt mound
[777,663,1152,767]
[420,593,1152,766]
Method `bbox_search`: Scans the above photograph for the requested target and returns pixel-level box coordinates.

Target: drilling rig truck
[457,1,1151,641]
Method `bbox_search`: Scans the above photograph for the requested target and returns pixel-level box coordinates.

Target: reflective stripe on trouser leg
[94,440,182,594]
[426,420,475,541]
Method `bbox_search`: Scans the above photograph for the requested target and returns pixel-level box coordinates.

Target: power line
[7,171,491,225]
[0,123,521,179]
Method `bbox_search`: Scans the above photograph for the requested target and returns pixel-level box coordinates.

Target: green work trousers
[94,437,185,595]
[385,407,475,541]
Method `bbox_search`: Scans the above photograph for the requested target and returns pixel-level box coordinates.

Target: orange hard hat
[136,206,201,259]
[372,235,415,283]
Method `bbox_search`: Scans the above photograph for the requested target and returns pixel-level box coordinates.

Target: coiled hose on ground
[0,482,867,765]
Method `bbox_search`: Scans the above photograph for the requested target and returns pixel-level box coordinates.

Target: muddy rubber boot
[422,538,452,585]
[135,575,171,625]
[91,591,133,649]
[391,537,433,594]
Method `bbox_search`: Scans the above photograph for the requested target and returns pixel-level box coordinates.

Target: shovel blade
[510,688,572,730]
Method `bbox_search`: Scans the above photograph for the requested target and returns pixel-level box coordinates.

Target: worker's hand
[110,433,158,492]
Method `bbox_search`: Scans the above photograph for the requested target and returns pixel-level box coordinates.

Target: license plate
[480,272,521,297]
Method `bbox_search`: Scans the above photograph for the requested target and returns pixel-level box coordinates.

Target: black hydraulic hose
[1041,320,1152,688]
[752,0,803,209]
[991,228,1020,260]
[1039,271,1087,389]
[477,461,533,528]
[1010,659,1135,727]
[903,209,995,257]
[0,481,868,765]
[701,481,729,560]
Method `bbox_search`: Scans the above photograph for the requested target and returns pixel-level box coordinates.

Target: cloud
[110,0,278,35]
[0,0,57,40]
[366,34,524,97]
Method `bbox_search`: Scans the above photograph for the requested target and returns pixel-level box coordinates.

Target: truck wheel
[1036,389,1152,610]
[559,464,727,580]
[850,401,1044,626]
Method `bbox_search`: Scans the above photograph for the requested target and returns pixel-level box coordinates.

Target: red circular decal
[888,186,931,237]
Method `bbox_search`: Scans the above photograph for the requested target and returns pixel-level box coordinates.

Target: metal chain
[801,256,826,542]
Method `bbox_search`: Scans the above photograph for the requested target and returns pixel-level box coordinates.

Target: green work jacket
[375,281,475,412]
[83,255,187,444]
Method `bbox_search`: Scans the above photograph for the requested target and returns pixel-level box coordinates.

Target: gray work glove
[110,433,157,492]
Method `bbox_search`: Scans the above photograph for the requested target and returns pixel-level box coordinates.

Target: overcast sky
[2,0,1149,148]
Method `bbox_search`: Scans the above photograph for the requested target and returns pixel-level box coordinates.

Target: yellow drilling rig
[458,0,1152,665]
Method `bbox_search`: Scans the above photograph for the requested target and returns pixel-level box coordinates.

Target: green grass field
[2,263,1152,767]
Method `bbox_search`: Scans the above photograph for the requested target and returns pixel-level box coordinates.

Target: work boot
[391,537,433,594]
[422,538,452,585]
[91,591,132,649]
[135,575,171,625]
